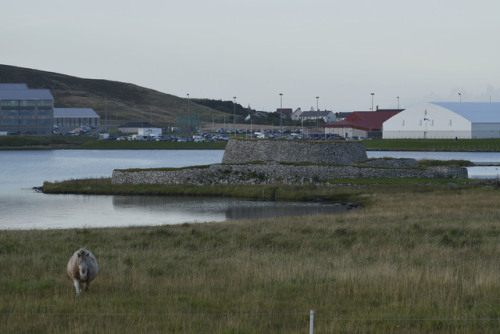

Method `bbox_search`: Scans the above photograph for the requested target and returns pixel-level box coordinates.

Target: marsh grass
[1,184,499,333]
[42,178,364,203]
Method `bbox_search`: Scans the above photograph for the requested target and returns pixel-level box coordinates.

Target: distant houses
[276,108,293,119]
[4,82,500,140]
[286,108,336,123]
[298,110,336,123]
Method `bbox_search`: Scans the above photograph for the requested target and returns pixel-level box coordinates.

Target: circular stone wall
[221,139,367,165]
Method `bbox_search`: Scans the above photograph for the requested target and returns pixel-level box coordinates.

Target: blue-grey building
[0,84,54,135]
[53,108,100,133]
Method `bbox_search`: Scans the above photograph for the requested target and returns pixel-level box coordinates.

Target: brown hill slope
[0,64,224,127]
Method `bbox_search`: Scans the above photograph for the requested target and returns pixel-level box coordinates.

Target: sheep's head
[77,250,89,280]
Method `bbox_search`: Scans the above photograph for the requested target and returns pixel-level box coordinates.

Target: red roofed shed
[323,110,402,139]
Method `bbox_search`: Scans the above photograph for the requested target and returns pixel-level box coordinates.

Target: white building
[138,127,162,137]
[291,108,303,121]
[298,110,336,123]
[383,102,500,139]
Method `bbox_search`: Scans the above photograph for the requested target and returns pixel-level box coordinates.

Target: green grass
[4,136,500,151]
[79,140,227,150]
[363,138,500,151]
[1,183,499,333]
[0,135,96,149]
[0,135,228,150]
[42,179,362,203]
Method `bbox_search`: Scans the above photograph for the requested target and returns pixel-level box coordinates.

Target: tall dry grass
[1,184,499,333]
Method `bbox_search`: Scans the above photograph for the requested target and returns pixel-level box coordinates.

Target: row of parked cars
[105,131,351,142]
[106,133,231,142]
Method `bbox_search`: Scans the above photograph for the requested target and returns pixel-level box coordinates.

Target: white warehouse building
[383,102,500,139]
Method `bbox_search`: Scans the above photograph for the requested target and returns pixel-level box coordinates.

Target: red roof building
[323,110,402,139]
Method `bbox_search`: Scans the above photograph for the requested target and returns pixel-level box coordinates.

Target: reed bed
[1,184,499,333]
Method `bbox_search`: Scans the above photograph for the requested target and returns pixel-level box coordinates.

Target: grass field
[363,138,500,152]
[1,182,499,333]
[4,135,500,151]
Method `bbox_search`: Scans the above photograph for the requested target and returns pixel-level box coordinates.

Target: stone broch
[112,139,468,185]
[221,139,367,164]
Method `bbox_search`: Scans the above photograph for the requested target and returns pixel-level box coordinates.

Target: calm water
[0,150,349,230]
[2,149,499,230]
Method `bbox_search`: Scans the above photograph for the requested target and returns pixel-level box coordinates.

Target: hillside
[0,64,228,128]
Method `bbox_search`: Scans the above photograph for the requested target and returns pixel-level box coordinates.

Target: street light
[279,93,283,133]
[316,96,319,111]
[458,92,462,102]
[371,93,374,111]
[233,96,237,135]
[397,96,400,109]
[187,93,190,134]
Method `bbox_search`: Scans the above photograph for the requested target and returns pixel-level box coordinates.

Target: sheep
[67,248,98,295]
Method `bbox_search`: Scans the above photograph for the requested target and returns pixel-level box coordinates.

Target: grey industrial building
[0,83,100,135]
[0,84,54,135]
[53,108,100,133]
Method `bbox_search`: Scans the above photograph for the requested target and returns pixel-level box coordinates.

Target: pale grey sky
[3,0,500,112]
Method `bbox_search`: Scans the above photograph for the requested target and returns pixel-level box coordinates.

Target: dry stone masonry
[222,139,367,164]
[112,139,468,185]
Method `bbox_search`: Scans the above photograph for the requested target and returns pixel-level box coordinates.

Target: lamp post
[371,93,374,111]
[233,96,237,135]
[316,96,319,111]
[279,93,283,133]
[397,96,400,109]
[458,92,462,102]
[186,93,190,134]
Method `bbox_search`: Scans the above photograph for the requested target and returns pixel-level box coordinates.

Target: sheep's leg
[73,279,81,295]
[84,281,90,291]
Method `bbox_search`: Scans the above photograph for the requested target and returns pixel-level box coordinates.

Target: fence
[2,310,499,333]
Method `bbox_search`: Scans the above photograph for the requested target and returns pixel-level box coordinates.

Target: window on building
[38,100,53,107]
[1,119,18,125]
[20,101,36,107]
[20,119,36,125]
[20,110,35,116]
[1,100,18,107]
[2,110,18,116]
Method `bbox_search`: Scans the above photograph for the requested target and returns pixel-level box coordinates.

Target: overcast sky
[3,0,500,112]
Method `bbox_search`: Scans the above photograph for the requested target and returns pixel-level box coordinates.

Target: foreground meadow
[1,183,499,333]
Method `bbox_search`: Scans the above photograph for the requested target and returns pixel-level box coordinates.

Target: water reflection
[112,196,353,224]
[225,202,352,220]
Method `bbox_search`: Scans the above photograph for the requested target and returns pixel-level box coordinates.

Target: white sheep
[67,248,98,295]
